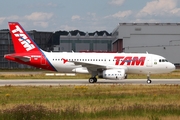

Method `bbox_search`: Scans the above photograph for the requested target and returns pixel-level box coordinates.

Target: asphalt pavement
[0,79,179,86]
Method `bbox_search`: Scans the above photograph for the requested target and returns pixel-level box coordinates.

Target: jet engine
[98,69,126,80]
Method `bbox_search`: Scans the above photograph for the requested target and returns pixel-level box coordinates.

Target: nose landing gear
[147,75,152,84]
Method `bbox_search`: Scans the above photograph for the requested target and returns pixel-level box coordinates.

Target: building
[112,23,180,65]
[57,32,112,52]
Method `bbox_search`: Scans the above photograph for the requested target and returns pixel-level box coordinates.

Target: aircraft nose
[169,63,176,72]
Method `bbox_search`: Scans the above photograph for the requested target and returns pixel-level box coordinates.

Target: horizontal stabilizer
[4,54,30,62]
[14,56,30,62]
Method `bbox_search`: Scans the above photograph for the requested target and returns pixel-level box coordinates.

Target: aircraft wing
[69,60,127,71]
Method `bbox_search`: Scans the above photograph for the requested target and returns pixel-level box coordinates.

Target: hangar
[112,23,180,65]
[58,32,112,52]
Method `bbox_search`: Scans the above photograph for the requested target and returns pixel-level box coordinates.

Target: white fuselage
[43,52,175,75]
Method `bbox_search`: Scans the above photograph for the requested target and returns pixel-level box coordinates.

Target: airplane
[4,22,175,84]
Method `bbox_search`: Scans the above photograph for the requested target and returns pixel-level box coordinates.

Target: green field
[0,70,179,119]
[0,85,180,120]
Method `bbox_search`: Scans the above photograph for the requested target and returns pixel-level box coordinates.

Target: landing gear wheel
[89,78,94,83]
[147,74,151,84]
[147,79,152,84]
[89,77,97,83]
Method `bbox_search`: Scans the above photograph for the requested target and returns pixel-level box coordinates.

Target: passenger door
[146,56,152,67]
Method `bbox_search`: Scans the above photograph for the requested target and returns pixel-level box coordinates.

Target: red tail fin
[8,22,40,53]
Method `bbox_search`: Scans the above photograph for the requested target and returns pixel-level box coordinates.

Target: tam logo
[62,58,68,64]
[114,56,146,66]
[12,25,35,51]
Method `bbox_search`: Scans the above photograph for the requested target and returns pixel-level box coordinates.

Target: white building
[112,23,180,65]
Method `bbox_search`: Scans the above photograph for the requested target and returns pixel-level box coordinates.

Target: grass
[0,85,180,119]
[0,69,179,119]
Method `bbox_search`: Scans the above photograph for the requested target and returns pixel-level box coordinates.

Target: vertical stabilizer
[8,22,40,53]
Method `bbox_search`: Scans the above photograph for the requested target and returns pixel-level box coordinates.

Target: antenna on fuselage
[146,51,148,54]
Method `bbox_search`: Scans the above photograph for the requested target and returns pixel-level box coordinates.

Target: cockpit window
[159,59,168,62]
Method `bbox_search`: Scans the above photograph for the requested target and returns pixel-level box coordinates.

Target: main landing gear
[89,77,97,83]
[147,75,152,84]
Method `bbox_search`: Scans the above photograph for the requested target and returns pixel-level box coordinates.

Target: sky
[1,0,180,32]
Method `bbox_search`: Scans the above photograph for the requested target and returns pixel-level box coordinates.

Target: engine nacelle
[98,69,126,80]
